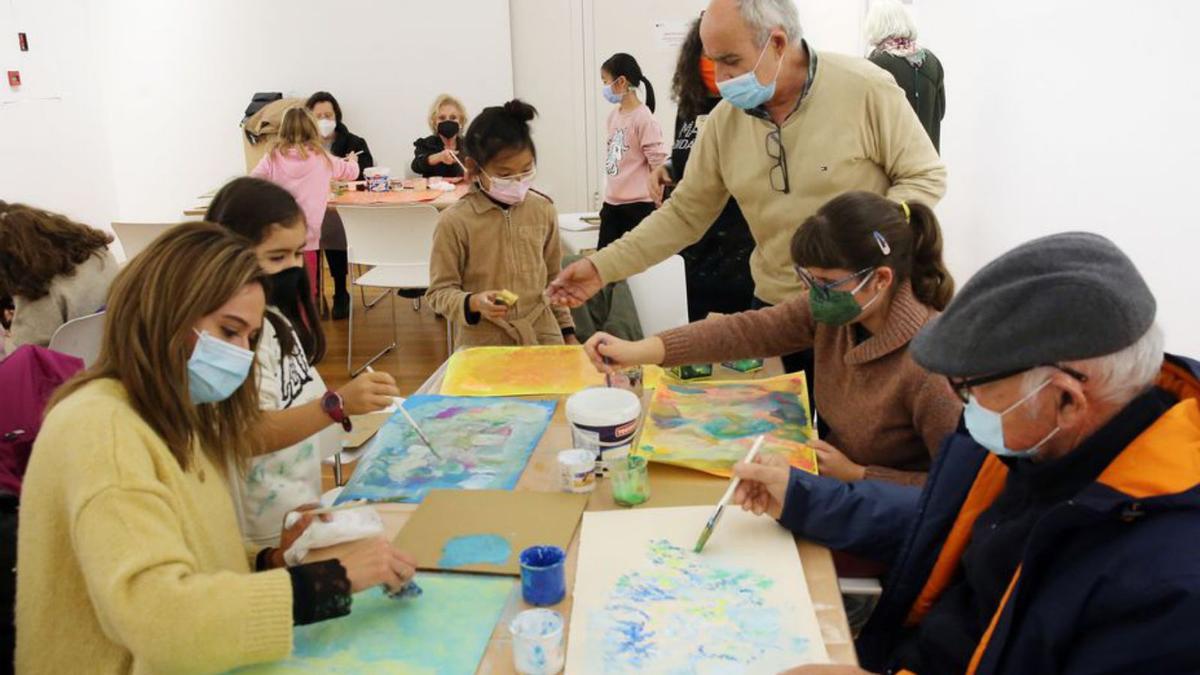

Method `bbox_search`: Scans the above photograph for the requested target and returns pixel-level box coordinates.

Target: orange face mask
[699,56,718,96]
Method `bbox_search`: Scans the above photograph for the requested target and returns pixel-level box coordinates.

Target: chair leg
[347,270,356,375]
[333,451,344,486]
[349,287,398,376]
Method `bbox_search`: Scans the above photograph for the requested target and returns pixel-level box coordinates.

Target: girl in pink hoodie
[251,107,360,293]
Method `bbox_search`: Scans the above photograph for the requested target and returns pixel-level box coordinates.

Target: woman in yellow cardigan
[16,223,416,674]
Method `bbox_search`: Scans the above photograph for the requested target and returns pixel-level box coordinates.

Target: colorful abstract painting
[228,573,512,674]
[566,507,828,673]
[440,346,605,396]
[335,395,556,504]
[636,372,818,477]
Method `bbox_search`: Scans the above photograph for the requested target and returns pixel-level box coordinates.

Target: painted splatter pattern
[595,539,810,673]
[335,395,556,504]
[636,373,819,477]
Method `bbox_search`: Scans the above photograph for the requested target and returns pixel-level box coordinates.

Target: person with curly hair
[0,202,118,354]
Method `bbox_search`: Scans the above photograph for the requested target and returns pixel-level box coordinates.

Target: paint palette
[393,489,589,576]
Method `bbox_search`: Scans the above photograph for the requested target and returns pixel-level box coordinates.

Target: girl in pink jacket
[251,107,360,293]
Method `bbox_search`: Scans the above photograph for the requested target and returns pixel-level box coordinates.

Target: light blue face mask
[187,329,254,405]
[963,379,1061,459]
[717,40,785,110]
[602,82,625,105]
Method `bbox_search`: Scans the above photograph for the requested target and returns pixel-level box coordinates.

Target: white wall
[912,0,1200,352]
[0,0,118,231]
[96,0,513,223]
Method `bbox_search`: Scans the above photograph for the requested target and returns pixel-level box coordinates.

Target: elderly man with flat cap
[732,232,1200,675]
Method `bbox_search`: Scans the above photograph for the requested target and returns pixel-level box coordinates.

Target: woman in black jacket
[306,91,373,319]
[865,0,945,152]
[410,94,468,179]
[647,19,755,322]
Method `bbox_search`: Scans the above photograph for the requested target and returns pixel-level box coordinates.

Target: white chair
[47,311,106,367]
[338,205,440,375]
[111,222,176,263]
[626,255,689,335]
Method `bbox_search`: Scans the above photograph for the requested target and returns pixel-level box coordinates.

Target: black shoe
[332,293,350,320]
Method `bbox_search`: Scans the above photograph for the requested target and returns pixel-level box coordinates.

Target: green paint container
[610,455,650,507]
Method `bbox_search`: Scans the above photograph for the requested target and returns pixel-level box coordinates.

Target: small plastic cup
[610,455,650,507]
[606,364,644,399]
[510,608,565,675]
[557,449,597,493]
[519,545,566,606]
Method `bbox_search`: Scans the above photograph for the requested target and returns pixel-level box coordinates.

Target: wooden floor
[314,287,451,490]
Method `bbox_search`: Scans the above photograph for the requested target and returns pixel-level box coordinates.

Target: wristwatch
[321,390,352,432]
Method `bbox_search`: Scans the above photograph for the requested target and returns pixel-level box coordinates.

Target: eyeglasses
[947,364,1090,404]
[766,126,790,194]
[794,266,874,300]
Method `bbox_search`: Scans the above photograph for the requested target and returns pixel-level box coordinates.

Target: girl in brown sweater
[585,191,962,486]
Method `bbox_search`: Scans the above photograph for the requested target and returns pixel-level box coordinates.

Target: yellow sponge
[494,289,519,307]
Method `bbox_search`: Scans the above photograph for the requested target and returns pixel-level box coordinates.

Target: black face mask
[437,120,460,138]
[266,266,308,315]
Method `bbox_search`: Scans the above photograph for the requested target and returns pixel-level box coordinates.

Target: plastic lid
[363,166,390,177]
[565,387,641,426]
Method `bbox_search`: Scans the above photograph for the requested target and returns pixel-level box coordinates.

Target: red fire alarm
[7,71,20,87]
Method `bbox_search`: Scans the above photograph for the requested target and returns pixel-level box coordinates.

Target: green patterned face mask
[807,270,877,326]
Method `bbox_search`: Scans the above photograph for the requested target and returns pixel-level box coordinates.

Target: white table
[557,211,600,256]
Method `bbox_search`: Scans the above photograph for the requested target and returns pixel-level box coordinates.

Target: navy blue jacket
[778,355,1200,674]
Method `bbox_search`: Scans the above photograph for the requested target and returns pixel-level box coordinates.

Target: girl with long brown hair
[585,190,962,486]
[16,222,415,674]
[0,201,118,353]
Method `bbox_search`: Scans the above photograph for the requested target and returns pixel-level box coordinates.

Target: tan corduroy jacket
[426,187,575,349]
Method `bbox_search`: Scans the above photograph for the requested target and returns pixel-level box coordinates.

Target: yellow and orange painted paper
[636,372,819,477]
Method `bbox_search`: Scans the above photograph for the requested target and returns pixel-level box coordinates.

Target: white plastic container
[557,449,597,493]
[510,608,564,675]
[565,387,642,475]
[363,166,391,192]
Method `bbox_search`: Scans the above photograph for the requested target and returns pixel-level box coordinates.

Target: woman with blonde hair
[251,106,360,294]
[411,93,469,179]
[16,223,415,674]
[0,201,118,354]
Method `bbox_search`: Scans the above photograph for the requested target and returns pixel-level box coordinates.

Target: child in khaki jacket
[426,99,576,349]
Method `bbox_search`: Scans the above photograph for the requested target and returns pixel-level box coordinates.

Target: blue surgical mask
[717,41,785,110]
[963,380,1060,458]
[187,329,254,404]
[602,83,624,105]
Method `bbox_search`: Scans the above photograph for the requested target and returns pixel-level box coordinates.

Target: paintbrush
[365,367,441,458]
[693,434,766,553]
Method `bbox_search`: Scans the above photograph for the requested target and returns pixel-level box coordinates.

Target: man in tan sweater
[550,0,946,310]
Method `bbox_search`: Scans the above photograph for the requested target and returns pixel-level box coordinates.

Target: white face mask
[316,118,336,139]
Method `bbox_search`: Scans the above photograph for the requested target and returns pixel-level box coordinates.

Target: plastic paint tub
[557,449,596,493]
[509,608,565,675]
[363,166,391,192]
[519,545,566,607]
[565,387,642,475]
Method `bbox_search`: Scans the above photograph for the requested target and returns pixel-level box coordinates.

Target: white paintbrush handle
[715,435,766,509]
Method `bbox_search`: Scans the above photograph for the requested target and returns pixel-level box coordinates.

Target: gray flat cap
[911,232,1156,377]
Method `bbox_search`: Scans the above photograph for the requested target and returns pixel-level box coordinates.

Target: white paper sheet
[566,506,829,673]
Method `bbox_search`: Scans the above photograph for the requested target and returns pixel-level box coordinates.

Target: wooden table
[319,358,858,672]
[329,183,468,211]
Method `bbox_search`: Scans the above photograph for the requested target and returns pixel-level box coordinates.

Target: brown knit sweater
[657,283,961,485]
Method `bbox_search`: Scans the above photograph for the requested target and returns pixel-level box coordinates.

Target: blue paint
[438,534,512,569]
[520,545,567,606]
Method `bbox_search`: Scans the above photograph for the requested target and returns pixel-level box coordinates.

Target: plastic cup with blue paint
[509,608,565,675]
[519,545,566,606]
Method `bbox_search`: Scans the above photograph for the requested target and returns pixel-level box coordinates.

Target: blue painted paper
[438,534,512,569]
[227,573,512,674]
[336,395,557,505]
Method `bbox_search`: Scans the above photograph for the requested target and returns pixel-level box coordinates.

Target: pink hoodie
[251,147,359,250]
